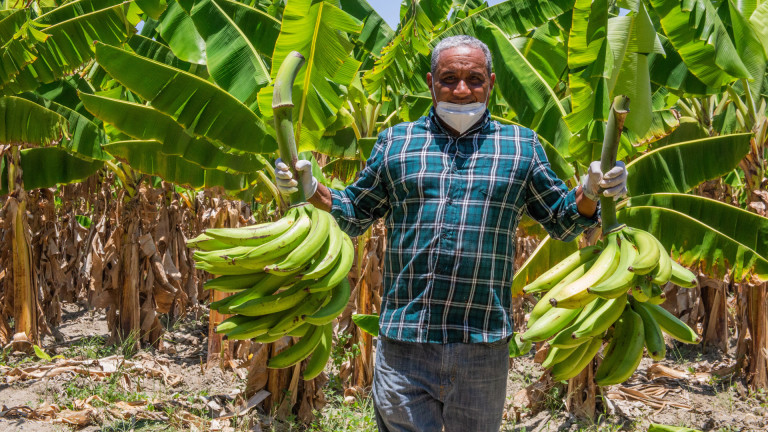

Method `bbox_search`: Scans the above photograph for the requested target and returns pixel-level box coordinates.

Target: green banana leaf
[511,234,580,296]
[721,1,766,103]
[625,133,752,196]
[94,43,277,154]
[649,0,749,88]
[434,0,575,40]
[19,92,111,161]
[136,0,168,19]
[127,34,193,72]
[0,95,67,145]
[79,93,266,173]
[266,0,363,137]
[475,17,566,128]
[0,147,104,194]
[749,1,768,57]
[619,193,768,282]
[352,313,379,337]
[157,0,206,64]
[362,0,448,98]
[648,36,722,96]
[29,0,134,84]
[339,0,395,59]
[103,140,258,192]
[564,0,611,134]
[180,0,278,111]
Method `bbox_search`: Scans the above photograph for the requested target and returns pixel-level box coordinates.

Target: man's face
[427,45,495,106]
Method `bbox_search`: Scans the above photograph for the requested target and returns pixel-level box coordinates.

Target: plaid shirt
[329,108,599,343]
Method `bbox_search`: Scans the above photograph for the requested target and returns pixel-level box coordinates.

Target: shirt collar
[426,106,491,138]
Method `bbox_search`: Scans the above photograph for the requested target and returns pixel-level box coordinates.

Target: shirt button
[442,232,448,238]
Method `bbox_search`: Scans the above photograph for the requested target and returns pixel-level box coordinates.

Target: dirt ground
[1,302,766,431]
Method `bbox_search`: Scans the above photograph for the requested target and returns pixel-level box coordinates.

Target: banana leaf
[648,36,722,97]
[720,1,766,103]
[157,0,206,64]
[619,193,768,282]
[127,34,193,72]
[352,313,379,337]
[103,140,258,191]
[0,147,103,194]
[180,0,278,111]
[0,96,67,146]
[649,0,749,89]
[339,0,395,59]
[94,43,277,154]
[267,0,363,136]
[475,17,566,128]
[511,234,580,297]
[80,93,265,173]
[625,133,752,196]
[28,0,134,84]
[19,92,111,161]
[135,0,168,19]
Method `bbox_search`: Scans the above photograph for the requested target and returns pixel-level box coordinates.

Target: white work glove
[581,160,628,201]
[275,158,318,199]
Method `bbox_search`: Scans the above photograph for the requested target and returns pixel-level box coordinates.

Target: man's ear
[426,72,433,88]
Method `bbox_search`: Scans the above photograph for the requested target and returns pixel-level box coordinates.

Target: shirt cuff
[568,188,601,228]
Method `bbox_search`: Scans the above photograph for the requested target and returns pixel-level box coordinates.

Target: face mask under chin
[431,85,489,135]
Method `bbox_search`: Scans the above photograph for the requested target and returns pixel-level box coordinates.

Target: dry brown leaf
[646,363,713,383]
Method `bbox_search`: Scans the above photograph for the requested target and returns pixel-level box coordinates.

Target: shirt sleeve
[524,134,599,241]
[329,131,391,237]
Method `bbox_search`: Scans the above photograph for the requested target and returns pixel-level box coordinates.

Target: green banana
[648,284,666,305]
[588,233,637,298]
[528,258,594,328]
[303,323,333,380]
[204,273,268,293]
[521,304,583,342]
[186,233,232,251]
[541,344,580,369]
[650,238,672,285]
[216,315,256,334]
[522,246,602,294]
[631,298,666,361]
[265,205,330,275]
[551,336,603,381]
[308,234,355,292]
[230,281,312,317]
[268,323,325,369]
[305,278,351,325]
[670,261,697,288]
[595,308,645,385]
[210,273,296,313]
[267,292,329,336]
[549,298,605,348]
[301,215,344,280]
[286,322,312,337]
[225,311,286,340]
[551,233,621,309]
[204,209,298,247]
[571,293,627,340]
[630,276,651,302]
[636,302,700,344]
[624,227,660,275]
[509,333,532,358]
[648,424,702,432]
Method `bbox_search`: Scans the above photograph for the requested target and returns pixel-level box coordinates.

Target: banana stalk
[272,51,307,205]
[600,95,630,234]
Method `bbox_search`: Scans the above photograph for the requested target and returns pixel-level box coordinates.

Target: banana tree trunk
[735,282,768,389]
[7,147,38,346]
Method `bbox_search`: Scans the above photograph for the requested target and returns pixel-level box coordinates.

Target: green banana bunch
[519,225,701,385]
[187,202,356,381]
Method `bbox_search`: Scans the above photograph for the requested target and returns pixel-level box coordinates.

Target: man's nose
[453,80,472,97]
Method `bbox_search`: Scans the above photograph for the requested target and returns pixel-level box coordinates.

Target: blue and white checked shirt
[329,108,599,343]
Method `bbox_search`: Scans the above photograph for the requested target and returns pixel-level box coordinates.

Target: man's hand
[581,161,628,202]
[275,158,318,200]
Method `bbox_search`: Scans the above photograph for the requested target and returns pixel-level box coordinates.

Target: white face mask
[431,84,489,135]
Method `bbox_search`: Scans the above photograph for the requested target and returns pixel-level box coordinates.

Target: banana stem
[272,51,307,205]
[600,95,630,235]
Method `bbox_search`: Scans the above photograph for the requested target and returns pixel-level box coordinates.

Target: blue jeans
[372,336,509,432]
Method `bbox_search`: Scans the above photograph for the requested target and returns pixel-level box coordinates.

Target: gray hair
[431,35,492,77]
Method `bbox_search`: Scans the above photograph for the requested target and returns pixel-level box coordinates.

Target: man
[275,35,627,432]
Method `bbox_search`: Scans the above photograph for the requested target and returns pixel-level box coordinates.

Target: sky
[367,0,508,28]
